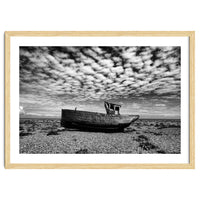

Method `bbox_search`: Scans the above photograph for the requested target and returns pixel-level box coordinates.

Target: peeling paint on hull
[61,109,139,132]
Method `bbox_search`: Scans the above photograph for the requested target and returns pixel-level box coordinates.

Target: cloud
[99,59,114,68]
[81,65,95,75]
[19,106,25,114]
[20,46,181,117]
[155,104,166,107]
[111,66,124,74]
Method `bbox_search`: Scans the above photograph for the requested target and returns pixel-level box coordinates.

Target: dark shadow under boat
[61,102,139,133]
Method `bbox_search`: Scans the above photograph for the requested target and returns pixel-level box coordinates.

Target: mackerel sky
[19,46,181,118]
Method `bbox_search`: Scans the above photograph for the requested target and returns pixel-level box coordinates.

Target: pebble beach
[20,118,180,154]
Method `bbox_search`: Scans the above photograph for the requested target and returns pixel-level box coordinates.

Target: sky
[19,46,181,119]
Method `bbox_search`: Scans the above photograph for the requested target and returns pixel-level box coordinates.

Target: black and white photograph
[1,0,199,198]
[19,46,181,154]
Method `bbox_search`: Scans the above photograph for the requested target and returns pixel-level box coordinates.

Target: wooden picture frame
[5,31,195,169]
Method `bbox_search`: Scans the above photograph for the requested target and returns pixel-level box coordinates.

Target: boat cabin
[104,101,121,115]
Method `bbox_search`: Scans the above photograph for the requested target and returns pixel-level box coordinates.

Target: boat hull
[61,109,139,132]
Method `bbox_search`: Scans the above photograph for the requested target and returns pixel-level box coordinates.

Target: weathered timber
[61,107,139,132]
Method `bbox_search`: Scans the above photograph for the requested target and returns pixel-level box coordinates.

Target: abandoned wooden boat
[61,101,139,132]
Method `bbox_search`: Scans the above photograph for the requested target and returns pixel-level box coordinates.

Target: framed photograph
[5,31,195,169]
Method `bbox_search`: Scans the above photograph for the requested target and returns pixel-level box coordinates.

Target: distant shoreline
[20,117,60,120]
[20,117,180,120]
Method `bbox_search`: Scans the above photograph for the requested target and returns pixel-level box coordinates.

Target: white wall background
[0,0,199,200]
